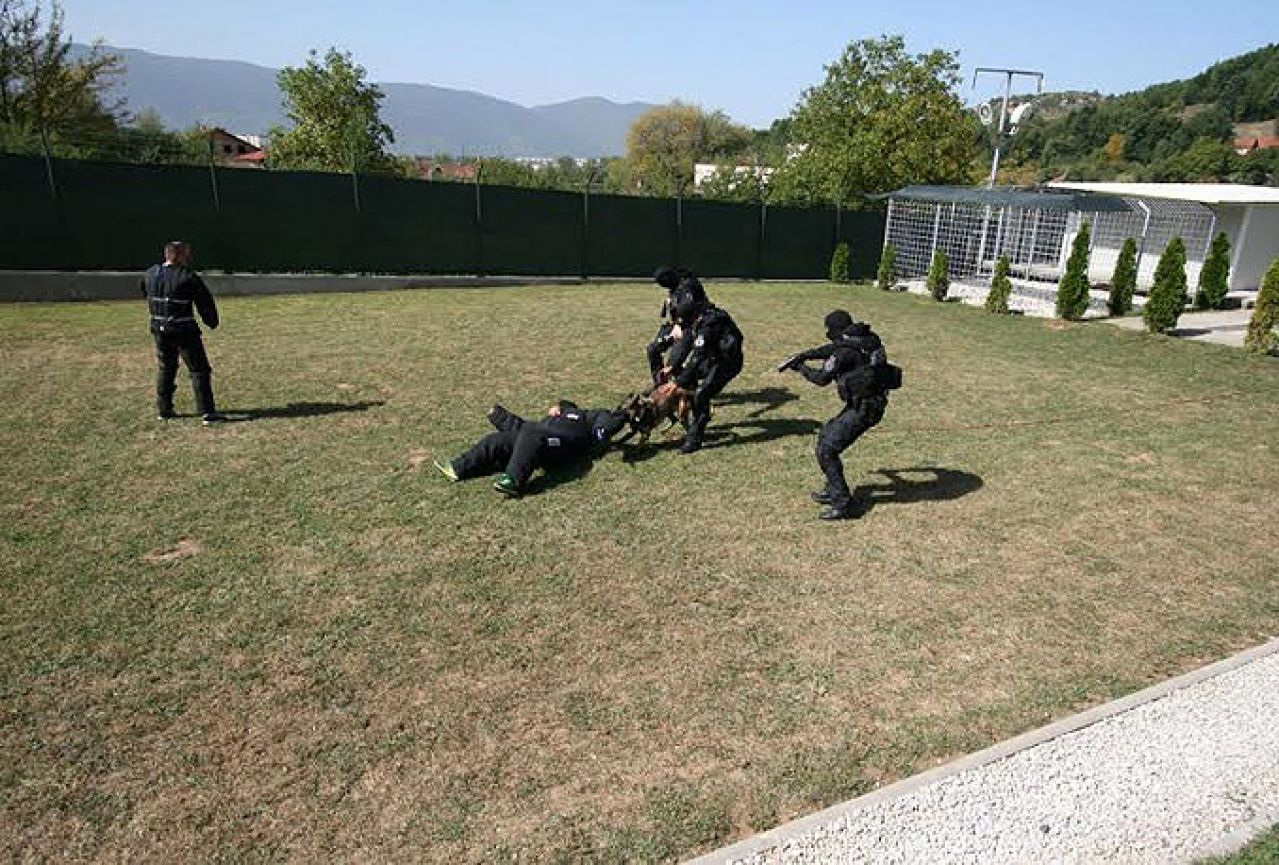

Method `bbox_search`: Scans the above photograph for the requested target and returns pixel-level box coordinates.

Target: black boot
[811,490,834,505]
[680,415,707,454]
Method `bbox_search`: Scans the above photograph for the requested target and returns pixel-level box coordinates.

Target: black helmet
[824,309,853,340]
[670,286,707,324]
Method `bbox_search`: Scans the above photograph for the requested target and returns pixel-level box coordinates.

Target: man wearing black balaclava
[778,309,898,520]
[646,265,703,384]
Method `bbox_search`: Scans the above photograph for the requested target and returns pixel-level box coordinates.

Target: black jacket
[794,323,887,404]
[141,264,218,336]
[669,306,744,388]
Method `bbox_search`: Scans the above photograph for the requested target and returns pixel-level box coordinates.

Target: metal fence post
[206,135,221,212]
[581,167,598,281]
[757,196,766,280]
[38,125,57,199]
[350,140,361,213]
[674,187,684,267]
[474,159,485,277]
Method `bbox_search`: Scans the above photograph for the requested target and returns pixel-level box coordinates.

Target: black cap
[670,287,707,324]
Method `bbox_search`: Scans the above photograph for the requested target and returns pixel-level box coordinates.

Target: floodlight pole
[973,67,1043,188]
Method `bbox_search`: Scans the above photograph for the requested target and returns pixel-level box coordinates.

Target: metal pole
[989,72,1012,188]
[878,199,888,256]
[928,202,942,266]
[350,139,361,213]
[474,159,484,277]
[581,167,597,281]
[1026,209,1041,279]
[757,195,766,281]
[675,185,684,267]
[206,134,221,212]
[38,125,57,199]
[1134,200,1152,287]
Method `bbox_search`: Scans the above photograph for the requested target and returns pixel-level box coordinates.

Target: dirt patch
[142,538,202,563]
[407,449,429,471]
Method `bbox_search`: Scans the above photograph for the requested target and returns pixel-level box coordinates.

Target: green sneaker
[432,458,459,482]
[492,473,521,497]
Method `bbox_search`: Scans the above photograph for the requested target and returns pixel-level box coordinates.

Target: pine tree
[926,249,949,301]
[1144,237,1189,334]
[876,244,897,291]
[1108,237,1138,317]
[1244,257,1279,354]
[985,255,1012,314]
[1195,232,1231,310]
[829,242,851,283]
[1056,221,1093,320]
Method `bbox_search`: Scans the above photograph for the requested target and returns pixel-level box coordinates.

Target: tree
[1056,221,1093,320]
[269,48,395,172]
[624,101,750,197]
[829,242,850,283]
[1103,133,1126,163]
[876,244,897,291]
[1244,257,1279,354]
[926,249,949,301]
[1108,237,1138,317]
[0,0,121,136]
[1144,237,1189,334]
[985,256,1012,314]
[771,35,977,206]
[1195,231,1231,310]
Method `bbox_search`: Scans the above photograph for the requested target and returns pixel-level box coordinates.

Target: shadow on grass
[222,400,386,421]
[713,386,799,418]
[525,459,595,495]
[852,467,983,514]
[618,417,823,463]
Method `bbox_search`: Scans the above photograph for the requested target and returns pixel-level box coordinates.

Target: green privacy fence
[0,154,885,279]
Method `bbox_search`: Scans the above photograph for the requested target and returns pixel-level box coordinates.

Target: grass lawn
[2,281,1278,862]
[1203,825,1279,864]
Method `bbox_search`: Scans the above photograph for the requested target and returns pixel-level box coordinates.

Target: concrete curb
[0,271,831,302]
[687,637,1279,864]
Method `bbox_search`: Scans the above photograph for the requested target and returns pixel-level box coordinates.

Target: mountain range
[80,45,657,157]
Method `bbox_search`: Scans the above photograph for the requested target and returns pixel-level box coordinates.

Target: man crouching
[434,400,627,497]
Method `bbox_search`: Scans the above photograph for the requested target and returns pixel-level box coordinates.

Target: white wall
[1228,205,1279,292]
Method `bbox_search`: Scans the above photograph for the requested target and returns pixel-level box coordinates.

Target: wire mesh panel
[884,199,1070,284]
[1089,198,1215,289]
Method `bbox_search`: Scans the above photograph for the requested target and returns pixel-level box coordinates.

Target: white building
[1048,182,1279,293]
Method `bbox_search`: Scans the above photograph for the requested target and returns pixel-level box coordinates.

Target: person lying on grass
[434,400,628,497]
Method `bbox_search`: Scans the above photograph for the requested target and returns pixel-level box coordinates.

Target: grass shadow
[223,400,386,421]
[525,459,595,495]
[701,417,823,450]
[852,467,984,515]
[713,386,799,418]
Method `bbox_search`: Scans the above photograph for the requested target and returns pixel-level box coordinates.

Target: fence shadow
[224,400,386,421]
[851,467,984,515]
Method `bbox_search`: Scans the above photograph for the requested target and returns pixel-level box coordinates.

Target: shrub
[1244,257,1279,354]
[1056,221,1092,320]
[1108,237,1138,317]
[1195,231,1231,310]
[829,242,851,283]
[985,256,1012,314]
[926,249,949,301]
[876,244,897,291]
[1144,237,1189,334]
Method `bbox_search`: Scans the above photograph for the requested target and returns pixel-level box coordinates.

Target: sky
[59,0,1279,128]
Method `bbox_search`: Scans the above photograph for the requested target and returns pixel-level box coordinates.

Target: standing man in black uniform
[646,266,703,384]
[662,287,744,453]
[779,310,896,520]
[142,241,224,424]
[434,400,628,497]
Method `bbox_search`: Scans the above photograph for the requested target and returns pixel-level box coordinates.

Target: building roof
[885,185,1131,212]
[1048,181,1279,206]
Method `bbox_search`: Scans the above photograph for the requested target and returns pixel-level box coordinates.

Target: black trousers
[155,331,215,415]
[647,323,675,383]
[816,395,887,508]
[685,357,743,443]
[453,414,590,487]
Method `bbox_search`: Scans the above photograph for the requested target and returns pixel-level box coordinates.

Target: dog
[616,381,694,445]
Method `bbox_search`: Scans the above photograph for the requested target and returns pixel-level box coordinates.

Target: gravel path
[696,642,1279,864]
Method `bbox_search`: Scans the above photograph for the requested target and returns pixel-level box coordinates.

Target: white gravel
[709,645,1279,864]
